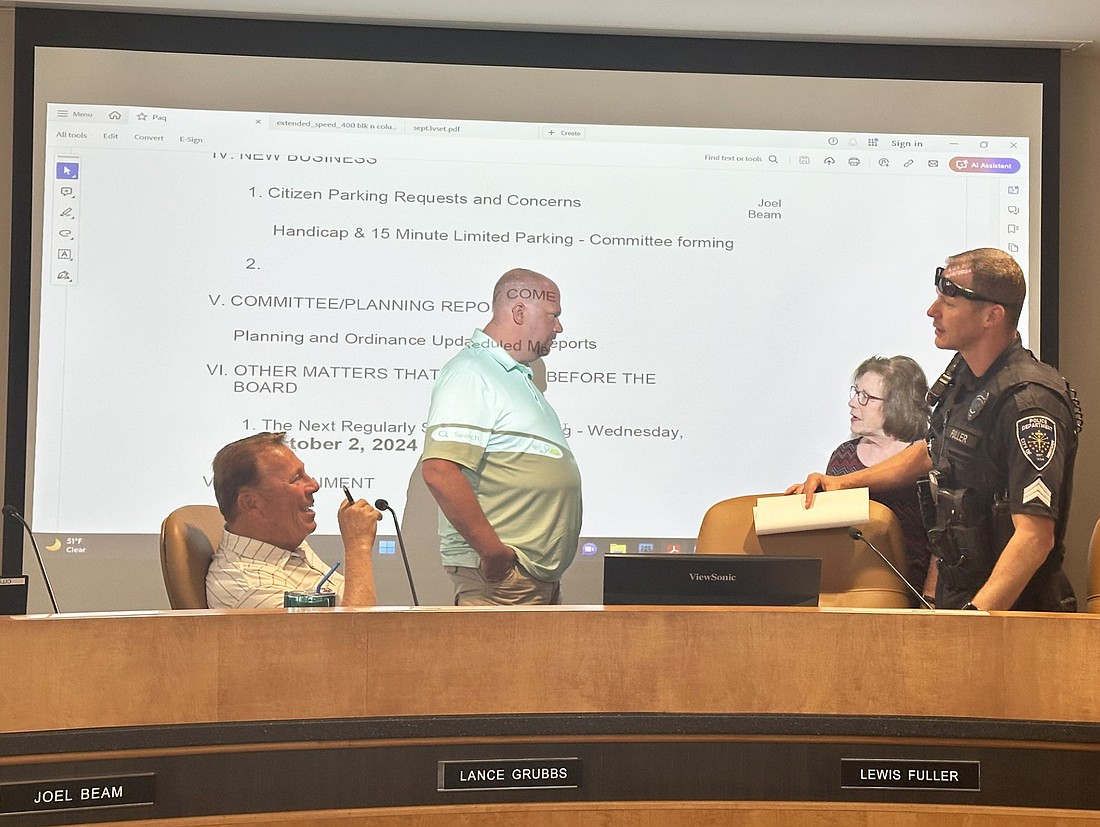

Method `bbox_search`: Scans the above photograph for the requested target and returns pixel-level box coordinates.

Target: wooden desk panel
[64,803,1100,827]
[4,606,1100,732]
[3,607,1100,825]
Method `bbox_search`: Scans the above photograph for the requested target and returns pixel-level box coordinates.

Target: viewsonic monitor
[603,553,821,607]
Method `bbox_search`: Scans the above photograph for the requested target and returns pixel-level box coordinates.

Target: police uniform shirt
[929,340,1075,525]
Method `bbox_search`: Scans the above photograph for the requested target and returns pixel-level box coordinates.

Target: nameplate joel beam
[0,774,155,815]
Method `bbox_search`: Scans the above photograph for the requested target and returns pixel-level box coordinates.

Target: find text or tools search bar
[702,150,792,168]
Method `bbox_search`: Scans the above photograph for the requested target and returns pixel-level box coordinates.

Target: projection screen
[7,12,1058,609]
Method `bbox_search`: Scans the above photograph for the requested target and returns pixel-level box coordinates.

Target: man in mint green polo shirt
[421,268,583,605]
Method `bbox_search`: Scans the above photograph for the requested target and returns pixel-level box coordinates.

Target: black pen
[343,485,355,505]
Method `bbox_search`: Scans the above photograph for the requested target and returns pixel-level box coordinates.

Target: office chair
[159,505,224,609]
[696,493,913,608]
[1087,518,1100,613]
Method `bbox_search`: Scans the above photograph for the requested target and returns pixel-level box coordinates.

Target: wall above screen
[6,0,1099,49]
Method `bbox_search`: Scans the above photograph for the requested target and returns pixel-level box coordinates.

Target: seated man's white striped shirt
[205,529,345,609]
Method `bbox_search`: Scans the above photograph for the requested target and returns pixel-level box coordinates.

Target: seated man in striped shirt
[206,431,380,609]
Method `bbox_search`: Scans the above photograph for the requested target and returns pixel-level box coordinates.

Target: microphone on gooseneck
[375,498,419,606]
[3,505,60,613]
[848,526,933,610]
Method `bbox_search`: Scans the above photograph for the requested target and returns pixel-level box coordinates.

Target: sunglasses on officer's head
[934,267,1016,306]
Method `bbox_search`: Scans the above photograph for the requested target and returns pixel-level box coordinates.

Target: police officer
[790,248,1081,611]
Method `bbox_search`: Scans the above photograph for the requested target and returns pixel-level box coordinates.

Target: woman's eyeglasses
[850,386,885,406]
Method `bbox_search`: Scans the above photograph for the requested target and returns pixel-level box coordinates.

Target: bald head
[483,268,563,363]
[491,269,557,313]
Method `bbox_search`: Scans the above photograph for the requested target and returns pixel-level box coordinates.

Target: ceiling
[4,0,1099,52]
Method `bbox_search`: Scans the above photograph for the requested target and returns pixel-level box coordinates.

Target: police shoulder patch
[1017,415,1057,471]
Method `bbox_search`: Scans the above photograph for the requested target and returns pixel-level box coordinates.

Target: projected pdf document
[35,104,1029,546]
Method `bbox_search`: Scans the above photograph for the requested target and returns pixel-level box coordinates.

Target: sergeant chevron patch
[1022,477,1052,508]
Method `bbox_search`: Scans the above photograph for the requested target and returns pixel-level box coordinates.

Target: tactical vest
[927,346,1081,598]
[930,351,1078,506]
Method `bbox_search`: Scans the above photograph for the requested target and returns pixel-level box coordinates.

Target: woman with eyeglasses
[826,355,936,602]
